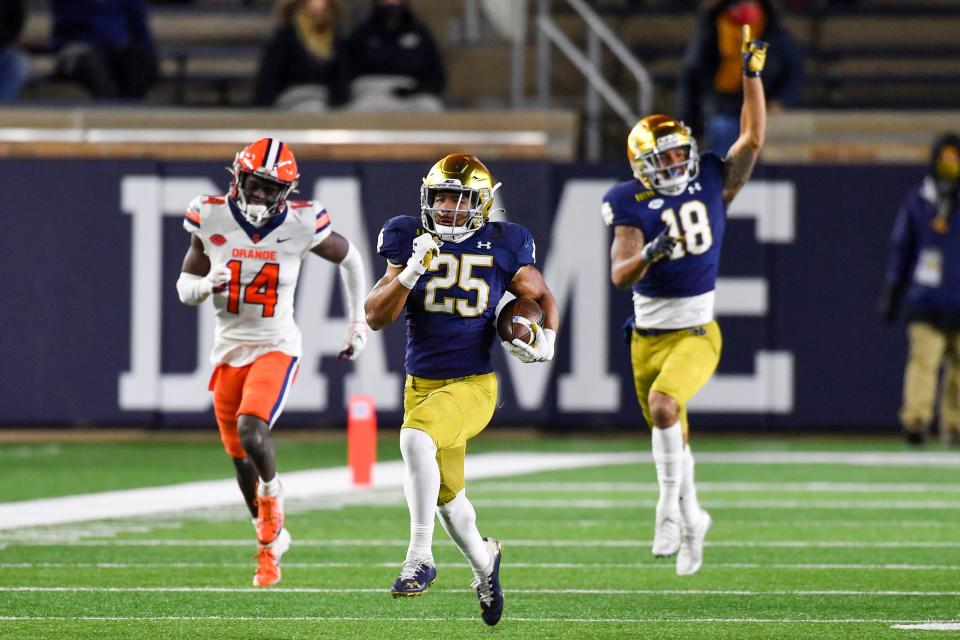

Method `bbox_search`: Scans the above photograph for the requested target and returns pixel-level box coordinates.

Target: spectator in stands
[677,0,803,156]
[0,0,29,101]
[253,0,350,110]
[49,0,158,100]
[881,133,960,446]
[343,0,446,111]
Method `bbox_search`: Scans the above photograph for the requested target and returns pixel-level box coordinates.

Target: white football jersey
[183,195,332,366]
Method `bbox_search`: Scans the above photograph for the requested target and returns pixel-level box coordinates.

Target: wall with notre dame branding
[0,158,921,431]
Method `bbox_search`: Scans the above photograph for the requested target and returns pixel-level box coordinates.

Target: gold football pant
[630,321,722,435]
[401,372,498,505]
[901,322,960,434]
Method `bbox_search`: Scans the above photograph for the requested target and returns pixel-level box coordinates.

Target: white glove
[398,234,440,289]
[176,263,232,305]
[502,325,556,363]
[337,320,369,361]
[203,263,232,294]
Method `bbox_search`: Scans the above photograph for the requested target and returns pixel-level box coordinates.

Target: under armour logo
[687,182,702,195]
[477,241,492,249]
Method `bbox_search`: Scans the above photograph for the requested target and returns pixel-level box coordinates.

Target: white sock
[437,490,493,579]
[652,422,683,516]
[400,428,439,562]
[679,444,702,527]
[258,475,281,498]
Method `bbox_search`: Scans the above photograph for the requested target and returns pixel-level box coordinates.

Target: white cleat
[651,511,681,557]
[676,510,712,576]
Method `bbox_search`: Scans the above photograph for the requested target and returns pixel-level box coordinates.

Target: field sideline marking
[891,623,960,630]
[4,450,960,531]
[472,481,960,493]
[2,561,958,571]
[0,451,644,531]
[0,615,951,624]
[5,586,960,596]
[8,538,960,549]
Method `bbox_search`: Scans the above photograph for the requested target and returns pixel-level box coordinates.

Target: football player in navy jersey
[602,26,768,576]
[365,153,558,625]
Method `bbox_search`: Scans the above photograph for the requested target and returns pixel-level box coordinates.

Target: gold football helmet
[627,114,699,196]
[421,154,501,241]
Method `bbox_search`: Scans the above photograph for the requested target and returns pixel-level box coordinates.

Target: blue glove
[640,228,677,264]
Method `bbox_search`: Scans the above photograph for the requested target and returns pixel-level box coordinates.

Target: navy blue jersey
[602,152,727,299]
[885,177,960,318]
[378,216,537,378]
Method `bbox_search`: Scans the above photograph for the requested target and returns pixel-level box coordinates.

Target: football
[497,297,544,345]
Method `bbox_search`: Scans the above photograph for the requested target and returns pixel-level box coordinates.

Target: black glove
[879,282,904,325]
[640,228,677,264]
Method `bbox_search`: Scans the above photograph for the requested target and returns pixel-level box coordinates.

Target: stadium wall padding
[1,158,921,431]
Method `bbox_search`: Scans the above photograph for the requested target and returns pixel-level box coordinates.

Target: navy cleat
[390,557,437,598]
[472,537,504,626]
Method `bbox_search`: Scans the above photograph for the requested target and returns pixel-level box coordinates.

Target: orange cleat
[253,527,291,587]
[255,493,284,544]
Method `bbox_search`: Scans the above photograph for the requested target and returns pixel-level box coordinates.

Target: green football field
[2,432,960,639]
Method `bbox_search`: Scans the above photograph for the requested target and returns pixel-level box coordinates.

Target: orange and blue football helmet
[627,114,699,196]
[230,138,299,224]
[420,154,501,241]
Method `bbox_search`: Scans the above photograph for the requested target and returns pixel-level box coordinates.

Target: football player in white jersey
[176,138,369,586]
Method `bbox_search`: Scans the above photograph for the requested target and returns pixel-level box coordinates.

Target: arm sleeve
[337,242,368,322]
[885,194,919,287]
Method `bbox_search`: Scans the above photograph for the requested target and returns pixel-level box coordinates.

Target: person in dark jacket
[253,0,349,109]
[0,0,29,101]
[881,133,960,445]
[343,0,446,110]
[677,0,803,156]
[50,0,158,99]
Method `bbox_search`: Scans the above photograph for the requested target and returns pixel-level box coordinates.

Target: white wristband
[397,264,422,289]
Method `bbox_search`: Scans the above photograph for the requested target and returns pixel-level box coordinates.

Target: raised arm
[722,25,768,208]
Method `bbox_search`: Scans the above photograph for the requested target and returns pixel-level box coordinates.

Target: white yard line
[891,623,960,630]
[9,538,960,548]
[3,561,958,571]
[472,481,960,493]
[0,451,642,530]
[0,615,948,624]
[5,449,960,531]
[4,586,960,596]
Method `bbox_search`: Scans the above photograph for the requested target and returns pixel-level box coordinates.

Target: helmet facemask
[633,135,699,196]
[420,180,498,241]
[234,170,296,226]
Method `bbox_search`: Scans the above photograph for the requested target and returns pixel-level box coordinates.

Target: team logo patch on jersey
[210,234,227,246]
[648,198,665,210]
